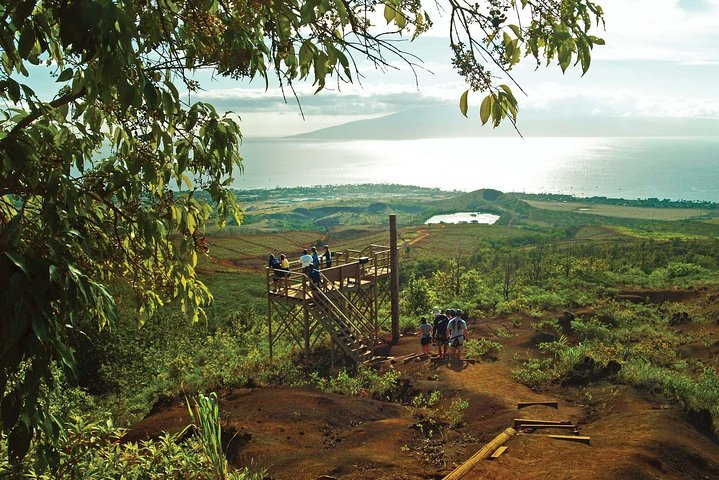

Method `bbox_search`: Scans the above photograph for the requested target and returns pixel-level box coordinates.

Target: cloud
[594,0,719,62]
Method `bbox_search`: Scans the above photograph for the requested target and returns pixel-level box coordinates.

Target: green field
[525,199,715,221]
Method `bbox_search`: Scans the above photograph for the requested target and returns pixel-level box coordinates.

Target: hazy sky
[189,0,719,137]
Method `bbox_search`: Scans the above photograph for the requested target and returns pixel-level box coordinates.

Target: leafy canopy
[0,0,603,463]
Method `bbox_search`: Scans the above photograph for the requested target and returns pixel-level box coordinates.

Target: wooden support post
[442,427,516,480]
[390,214,400,345]
[303,303,310,361]
[330,340,335,370]
[268,295,273,362]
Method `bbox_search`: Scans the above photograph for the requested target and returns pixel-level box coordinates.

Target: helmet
[446,308,455,316]
[456,309,464,316]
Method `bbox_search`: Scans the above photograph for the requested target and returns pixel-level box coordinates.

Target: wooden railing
[319,271,374,342]
[265,246,393,298]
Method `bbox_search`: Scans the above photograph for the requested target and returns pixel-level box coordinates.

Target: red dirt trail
[126,301,719,480]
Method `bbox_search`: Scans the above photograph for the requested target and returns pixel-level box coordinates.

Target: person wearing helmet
[447,309,468,360]
[432,308,450,359]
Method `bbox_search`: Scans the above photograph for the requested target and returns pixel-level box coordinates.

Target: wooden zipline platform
[266,244,395,364]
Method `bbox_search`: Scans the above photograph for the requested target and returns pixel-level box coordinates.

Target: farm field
[525,199,715,221]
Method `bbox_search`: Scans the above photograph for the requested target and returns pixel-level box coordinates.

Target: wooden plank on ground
[517,401,559,409]
[513,418,572,429]
[521,424,577,430]
[546,434,591,445]
[442,428,517,480]
[490,446,508,459]
[402,353,421,364]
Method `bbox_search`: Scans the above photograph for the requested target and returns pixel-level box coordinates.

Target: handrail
[319,272,374,338]
[310,286,365,341]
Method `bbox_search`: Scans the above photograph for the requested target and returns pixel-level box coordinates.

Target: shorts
[450,335,465,348]
[420,336,432,346]
[435,333,447,343]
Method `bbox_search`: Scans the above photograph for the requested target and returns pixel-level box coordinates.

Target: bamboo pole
[442,428,517,480]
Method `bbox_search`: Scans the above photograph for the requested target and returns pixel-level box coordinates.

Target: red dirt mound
[125,387,424,479]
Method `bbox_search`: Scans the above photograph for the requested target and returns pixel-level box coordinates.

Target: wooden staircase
[309,281,376,363]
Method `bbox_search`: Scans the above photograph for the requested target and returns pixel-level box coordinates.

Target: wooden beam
[490,446,508,459]
[546,434,591,445]
[442,428,516,480]
[390,214,400,345]
[520,424,577,430]
[513,418,572,429]
[517,401,559,409]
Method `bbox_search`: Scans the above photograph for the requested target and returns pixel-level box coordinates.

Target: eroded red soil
[126,289,719,479]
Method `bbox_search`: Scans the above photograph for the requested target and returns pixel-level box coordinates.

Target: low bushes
[464,338,503,361]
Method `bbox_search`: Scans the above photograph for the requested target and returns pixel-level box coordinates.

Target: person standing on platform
[323,244,332,268]
[279,254,290,293]
[311,246,321,270]
[299,248,312,275]
[268,254,281,292]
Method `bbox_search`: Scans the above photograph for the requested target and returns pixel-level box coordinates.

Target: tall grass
[187,392,227,480]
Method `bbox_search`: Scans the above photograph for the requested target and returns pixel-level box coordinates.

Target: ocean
[233,136,719,202]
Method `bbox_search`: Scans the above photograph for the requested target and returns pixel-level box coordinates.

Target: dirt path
[126,313,719,479]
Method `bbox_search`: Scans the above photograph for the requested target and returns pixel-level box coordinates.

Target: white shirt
[448,316,467,337]
[299,254,312,267]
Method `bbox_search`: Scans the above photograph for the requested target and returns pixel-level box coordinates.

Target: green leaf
[492,96,503,127]
[383,3,396,24]
[8,422,31,461]
[480,95,492,125]
[395,12,407,29]
[508,24,523,41]
[18,24,36,58]
[459,90,469,118]
[5,252,29,277]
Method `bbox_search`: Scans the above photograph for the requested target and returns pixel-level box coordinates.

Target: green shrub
[444,398,469,428]
[662,262,708,279]
[400,276,436,316]
[522,286,567,310]
[411,391,442,409]
[511,358,559,389]
[530,319,562,336]
[0,412,264,479]
[315,366,401,401]
[570,317,613,341]
[465,338,503,361]
[620,361,719,432]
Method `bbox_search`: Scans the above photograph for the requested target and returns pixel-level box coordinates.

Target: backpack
[434,315,448,335]
[448,317,464,338]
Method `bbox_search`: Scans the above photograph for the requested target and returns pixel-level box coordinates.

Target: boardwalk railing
[266,246,392,298]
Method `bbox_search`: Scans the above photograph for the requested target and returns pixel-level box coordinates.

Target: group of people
[268,245,332,291]
[418,307,468,360]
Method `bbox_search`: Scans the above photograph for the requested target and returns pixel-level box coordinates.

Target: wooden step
[513,418,572,429]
